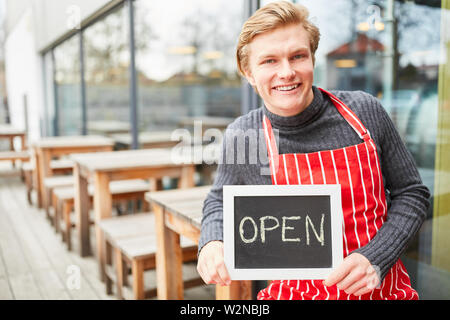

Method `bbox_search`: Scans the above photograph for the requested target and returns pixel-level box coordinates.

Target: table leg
[20,134,26,151]
[93,172,112,281]
[178,165,195,189]
[64,202,73,251]
[52,192,59,232]
[132,259,144,300]
[114,247,124,300]
[105,240,113,295]
[39,149,52,212]
[74,163,91,257]
[9,137,15,168]
[215,281,253,300]
[154,204,183,300]
[34,148,43,208]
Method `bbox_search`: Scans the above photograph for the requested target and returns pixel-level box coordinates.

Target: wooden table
[0,125,27,168]
[178,116,234,132]
[87,120,130,136]
[111,131,181,150]
[0,124,27,150]
[32,135,115,208]
[70,148,197,269]
[146,186,252,300]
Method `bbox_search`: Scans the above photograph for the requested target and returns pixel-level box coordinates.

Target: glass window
[386,0,445,299]
[53,34,82,136]
[260,0,448,299]
[134,0,243,141]
[83,5,131,136]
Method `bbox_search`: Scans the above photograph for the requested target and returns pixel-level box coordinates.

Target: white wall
[4,0,113,140]
[4,8,43,142]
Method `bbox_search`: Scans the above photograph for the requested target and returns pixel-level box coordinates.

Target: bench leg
[105,240,113,295]
[142,196,150,211]
[45,188,52,223]
[53,194,60,234]
[114,247,124,300]
[132,259,144,300]
[24,170,33,205]
[9,137,15,168]
[27,186,32,205]
[63,202,73,251]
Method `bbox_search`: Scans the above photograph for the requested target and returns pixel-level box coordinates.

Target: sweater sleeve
[353,95,430,281]
[198,124,243,254]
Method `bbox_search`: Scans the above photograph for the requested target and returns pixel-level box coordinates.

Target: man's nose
[277,60,295,79]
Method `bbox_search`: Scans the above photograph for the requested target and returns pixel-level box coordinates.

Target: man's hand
[323,253,380,296]
[197,241,231,286]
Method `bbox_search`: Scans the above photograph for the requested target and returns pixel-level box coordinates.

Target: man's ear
[243,69,256,87]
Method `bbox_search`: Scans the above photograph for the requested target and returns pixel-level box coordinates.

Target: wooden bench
[98,212,199,299]
[49,158,74,172]
[22,159,74,206]
[0,150,30,164]
[43,175,75,225]
[0,125,27,169]
[53,179,151,251]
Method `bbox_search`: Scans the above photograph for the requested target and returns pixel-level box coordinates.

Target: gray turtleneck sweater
[199,86,430,281]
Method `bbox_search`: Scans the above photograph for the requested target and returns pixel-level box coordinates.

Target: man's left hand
[323,253,380,296]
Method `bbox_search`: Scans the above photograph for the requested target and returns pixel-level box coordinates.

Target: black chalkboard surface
[224,185,343,280]
[234,195,332,269]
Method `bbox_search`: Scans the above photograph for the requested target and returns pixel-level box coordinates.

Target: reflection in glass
[134,0,243,135]
[83,5,130,136]
[53,34,82,136]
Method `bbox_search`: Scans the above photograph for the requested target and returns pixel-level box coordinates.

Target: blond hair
[236,1,320,76]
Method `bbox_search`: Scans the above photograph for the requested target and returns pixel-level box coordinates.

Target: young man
[197,1,430,300]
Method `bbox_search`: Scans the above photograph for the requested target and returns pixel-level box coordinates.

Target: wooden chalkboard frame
[223,184,343,280]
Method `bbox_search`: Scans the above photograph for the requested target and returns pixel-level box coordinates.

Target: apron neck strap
[318,87,371,141]
[262,114,280,159]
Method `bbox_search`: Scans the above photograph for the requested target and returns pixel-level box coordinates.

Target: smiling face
[244,24,315,117]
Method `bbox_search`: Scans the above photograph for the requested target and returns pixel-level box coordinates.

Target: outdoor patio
[0,162,214,300]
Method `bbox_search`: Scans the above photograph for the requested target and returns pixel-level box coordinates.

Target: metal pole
[241,0,261,115]
[41,54,49,137]
[79,31,87,135]
[127,0,139,149]
[383,0,395,113]
[51,49,59,136]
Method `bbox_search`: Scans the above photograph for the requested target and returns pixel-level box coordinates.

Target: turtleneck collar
[262,86,326,130]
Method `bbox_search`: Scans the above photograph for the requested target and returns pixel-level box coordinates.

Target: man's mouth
[273,83,300,91]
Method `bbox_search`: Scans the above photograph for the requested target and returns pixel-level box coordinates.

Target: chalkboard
[223,185,343,280]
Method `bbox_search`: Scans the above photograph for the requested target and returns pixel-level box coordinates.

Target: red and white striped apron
[257,88,418,300]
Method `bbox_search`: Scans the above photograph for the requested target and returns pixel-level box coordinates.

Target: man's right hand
[197,240,231,286]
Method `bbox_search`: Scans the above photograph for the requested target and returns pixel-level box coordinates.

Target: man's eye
[264,59,275,64]
[292,54,304,60]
